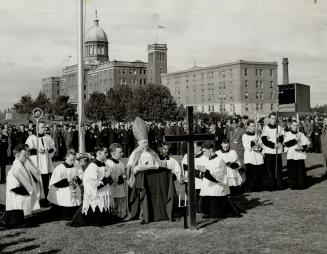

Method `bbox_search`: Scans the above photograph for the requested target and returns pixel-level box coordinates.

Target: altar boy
[47,149,83,220]
[0,144,40,228]
[198,142,241,218]
[105,143,127,219]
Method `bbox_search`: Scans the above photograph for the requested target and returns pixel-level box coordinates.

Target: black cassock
[129,168,177,224]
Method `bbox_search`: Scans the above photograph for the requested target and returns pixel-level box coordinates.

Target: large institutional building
[161,61,278,116]
[42,12,289,117]
[42,13,167,104]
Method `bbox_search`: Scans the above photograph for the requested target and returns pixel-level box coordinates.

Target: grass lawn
[0,153,327,254]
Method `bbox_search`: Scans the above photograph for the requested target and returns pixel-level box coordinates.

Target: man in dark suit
[229,118,245,165]
[0,127,9,183]
[174,121,184,155]
[155,122,164,149]
[320,118,327,174]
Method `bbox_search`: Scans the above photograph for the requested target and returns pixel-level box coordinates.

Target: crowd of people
[0,113,327,228]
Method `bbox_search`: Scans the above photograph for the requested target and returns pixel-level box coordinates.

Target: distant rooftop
[162,60,278,76]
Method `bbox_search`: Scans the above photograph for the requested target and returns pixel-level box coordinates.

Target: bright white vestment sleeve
[210,158,228,185]
[82,162,111,214]
[105,159,126,198]
[284,132,310,160]
[216,150,243,186]
[25,135,56,174]
[47,164,83,207]
[181,153,204,189]
[165,157,181,181]
[242,134,264,165]
[200,156,230,196]
[6,159,40,215]
[261,125,284,154]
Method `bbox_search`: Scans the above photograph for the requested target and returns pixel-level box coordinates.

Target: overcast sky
[0,0,326,110]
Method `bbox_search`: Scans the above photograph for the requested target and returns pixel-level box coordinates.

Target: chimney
[282,58,289,85]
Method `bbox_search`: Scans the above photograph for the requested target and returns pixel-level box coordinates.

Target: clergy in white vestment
[105,143,127,219]
[0,144,40,228]
[261,112,285,190]
[127,117,163,188]
[25,122,56,203]
[181,141,205,212]
[284,120,310,189]
[158,143,182,182]
[48,149,83,220]
[242,120,267,191]
[69,145,119,227]
[216,140,244,194]
[198,142,241,218]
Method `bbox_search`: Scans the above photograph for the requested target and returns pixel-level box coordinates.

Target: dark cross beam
[164,106,215,228]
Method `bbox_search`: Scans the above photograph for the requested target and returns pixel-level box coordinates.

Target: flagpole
[77,0,85,153]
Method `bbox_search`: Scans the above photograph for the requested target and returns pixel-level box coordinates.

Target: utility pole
[77,0,85,153]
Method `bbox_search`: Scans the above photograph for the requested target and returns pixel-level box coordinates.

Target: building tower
[85,11,109,64]
[147,43,167,84]
[282,57,289,85]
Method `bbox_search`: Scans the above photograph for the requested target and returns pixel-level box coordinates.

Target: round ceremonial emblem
[32,108,44,119]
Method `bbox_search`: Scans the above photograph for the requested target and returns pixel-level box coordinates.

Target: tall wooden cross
[164,106,215,228]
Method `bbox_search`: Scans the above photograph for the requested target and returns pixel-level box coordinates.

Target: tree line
[12,83,186,122]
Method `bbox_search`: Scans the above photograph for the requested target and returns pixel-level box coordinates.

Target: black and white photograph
[0,0,327,253]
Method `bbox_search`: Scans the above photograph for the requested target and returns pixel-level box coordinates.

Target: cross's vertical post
[187,107,196,227]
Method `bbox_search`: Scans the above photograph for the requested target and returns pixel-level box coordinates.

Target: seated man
[47,149,83,220]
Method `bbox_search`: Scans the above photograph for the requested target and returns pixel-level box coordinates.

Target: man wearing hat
[127,117,163,187]
[127,117,175,223]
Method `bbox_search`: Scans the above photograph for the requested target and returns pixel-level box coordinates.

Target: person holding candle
[284,120,310,189]
[47,149,83,220]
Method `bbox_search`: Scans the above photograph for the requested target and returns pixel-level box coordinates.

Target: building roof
[278,83,309,87]
[162,60,278,76]
[85,11,108,43]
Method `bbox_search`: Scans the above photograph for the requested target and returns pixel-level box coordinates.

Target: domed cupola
[85,10,109,63]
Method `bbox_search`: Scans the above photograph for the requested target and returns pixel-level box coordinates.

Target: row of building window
[119,69,146,75]
[119,78,146,86]
[181,82,234,91]
[244,91,274,100]
[245,103,274,111]
[244,68,274,77]
[244,80,274,88]
[199,104,237,113]
[85,45,107,56]
[148,52,166,63]
[166,68,274,84]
